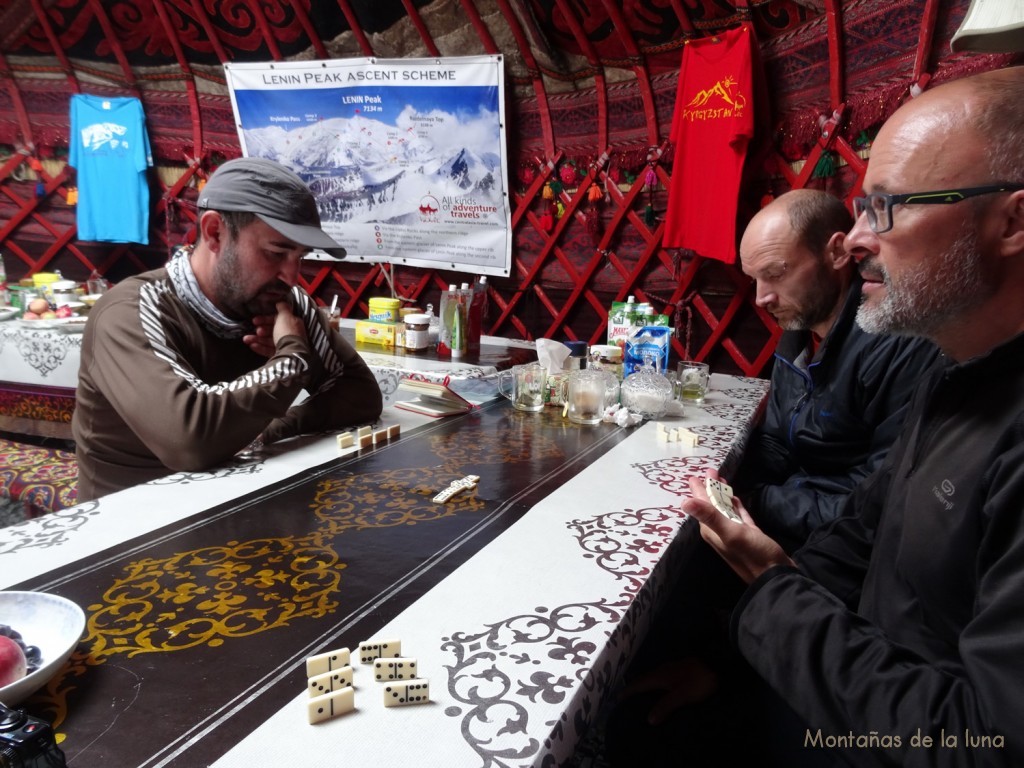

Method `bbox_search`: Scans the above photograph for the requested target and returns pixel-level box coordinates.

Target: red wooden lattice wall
[0,0,1011,376]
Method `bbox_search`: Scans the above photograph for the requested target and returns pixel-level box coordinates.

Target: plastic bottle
[451,286,467,358]
[437,284,457,356]
[0,253,8,307]
[425,303,440,345]
[467,275,487,353]
[450,305,464,358]
[624,295,636,325]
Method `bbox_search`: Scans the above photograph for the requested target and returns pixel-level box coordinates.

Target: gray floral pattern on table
[148,460,265,486]
[0,500,101,555]
[441,503,694,767]
[0,325,81,379]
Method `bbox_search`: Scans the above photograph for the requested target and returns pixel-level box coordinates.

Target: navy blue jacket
[733,277,939,551]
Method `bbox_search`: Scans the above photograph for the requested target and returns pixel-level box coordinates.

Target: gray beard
[856,227,991,337]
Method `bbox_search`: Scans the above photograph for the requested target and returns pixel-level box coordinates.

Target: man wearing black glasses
[685,66,1024,766]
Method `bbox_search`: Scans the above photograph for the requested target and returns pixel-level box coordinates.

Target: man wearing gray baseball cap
[197,157,348,260]
[73,156,382,501]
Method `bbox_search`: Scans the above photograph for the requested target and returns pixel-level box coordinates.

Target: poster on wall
[223,55,511,277]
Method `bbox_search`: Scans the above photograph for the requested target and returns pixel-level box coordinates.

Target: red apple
[55,305,74,318]
[0,635,27,686]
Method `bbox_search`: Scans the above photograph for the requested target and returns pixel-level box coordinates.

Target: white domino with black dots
[383,679,430,707]
[307,686,355,724]
[308,666,353,697]
[305,637,433,723]
[306,647,351,678]
[359,638,401,664]
[373,657,417,681]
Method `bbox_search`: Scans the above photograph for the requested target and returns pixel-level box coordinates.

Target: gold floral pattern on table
[87,536,347,653]
[312,467,487,533]
[428,410,567,466]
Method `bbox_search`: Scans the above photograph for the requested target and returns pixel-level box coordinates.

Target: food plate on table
[0,591,86,705]
[55,318,88,334]
[15,317,87,332]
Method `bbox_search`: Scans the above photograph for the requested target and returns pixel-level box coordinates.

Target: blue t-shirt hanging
[69,94,153,244]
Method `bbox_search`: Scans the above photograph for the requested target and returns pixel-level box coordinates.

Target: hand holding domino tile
[682,475,796,585]
[704,477,742,523]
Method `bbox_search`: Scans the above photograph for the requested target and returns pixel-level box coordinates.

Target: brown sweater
[72,268,382,500]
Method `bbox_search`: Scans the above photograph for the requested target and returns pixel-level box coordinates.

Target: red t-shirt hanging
[662,25,755,263]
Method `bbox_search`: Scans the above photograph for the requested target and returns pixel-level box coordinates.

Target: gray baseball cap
[198,157,346,259]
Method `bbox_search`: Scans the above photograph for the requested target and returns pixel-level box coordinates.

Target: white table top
[0,320,83,389]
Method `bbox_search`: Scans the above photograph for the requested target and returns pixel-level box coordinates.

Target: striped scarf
[166,245,249,340]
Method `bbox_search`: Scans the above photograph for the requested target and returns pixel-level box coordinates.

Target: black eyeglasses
[852,183,1024,234]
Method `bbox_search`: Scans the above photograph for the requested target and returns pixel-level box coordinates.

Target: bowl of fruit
[20,297,57,321]
[0,591,85,705]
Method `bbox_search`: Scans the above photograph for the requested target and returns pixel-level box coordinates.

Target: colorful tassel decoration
[643,162,658,227]
[36,180,45,197]
[812,151,837,179]
[542,182,554,200]
[66,187,78,205]
[549,178,563,195]
[587,183,603,202]
[197,178,207,192]
[555,200,566,219]
[539,211,554,232]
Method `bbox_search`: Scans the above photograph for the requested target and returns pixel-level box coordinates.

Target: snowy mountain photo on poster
[223,56,511,276]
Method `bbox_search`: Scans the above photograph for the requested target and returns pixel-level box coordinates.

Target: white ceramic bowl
[0,591,86,706]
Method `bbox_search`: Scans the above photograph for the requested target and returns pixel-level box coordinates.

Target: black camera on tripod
[0,702,65,768]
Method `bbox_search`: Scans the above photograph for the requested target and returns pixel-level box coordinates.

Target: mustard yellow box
[355,320,397,347]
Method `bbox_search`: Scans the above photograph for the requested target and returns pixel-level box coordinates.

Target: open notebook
[394,378,476,417]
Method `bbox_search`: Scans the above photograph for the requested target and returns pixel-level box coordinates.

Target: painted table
[0,374,768,768]
[0,320,81,438]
